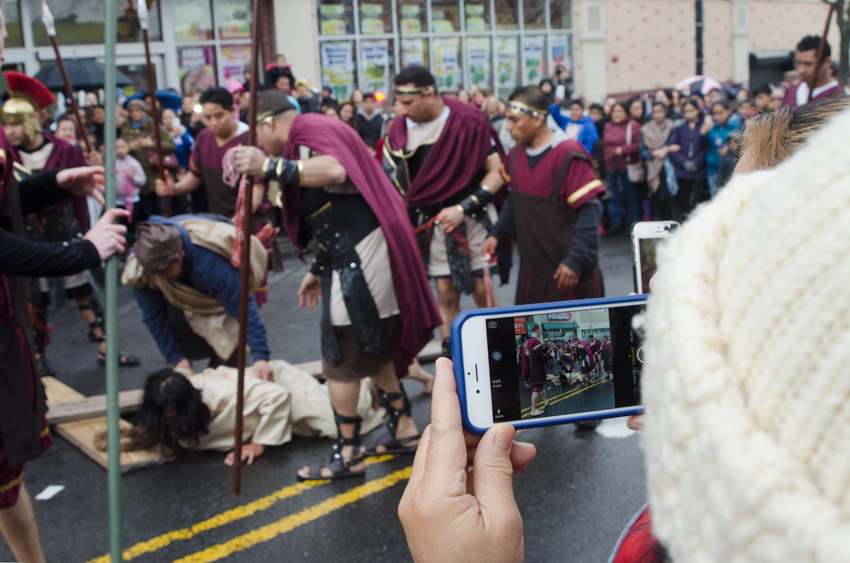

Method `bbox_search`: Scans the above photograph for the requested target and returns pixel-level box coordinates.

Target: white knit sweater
[642,107,850,562]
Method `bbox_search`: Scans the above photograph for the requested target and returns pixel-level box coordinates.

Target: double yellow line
[521,379,607,414]
[84,455,405,563]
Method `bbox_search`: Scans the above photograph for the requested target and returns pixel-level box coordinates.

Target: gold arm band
[480,183,493,194]
[566,179,603,205]
[455,204,465,214]
[470,195,481,205]
[262,157,271,175]
[276,158,284,180]
[297,159,304,185]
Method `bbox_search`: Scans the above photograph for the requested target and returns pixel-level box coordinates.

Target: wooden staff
[232,0,262,497]
[137,0,171,217]
[809,3,837,103]
[40,0,92,153]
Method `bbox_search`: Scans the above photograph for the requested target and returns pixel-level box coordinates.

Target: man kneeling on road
[122,216,272,380]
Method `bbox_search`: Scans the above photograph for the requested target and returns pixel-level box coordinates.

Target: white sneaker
[530,408,543,416]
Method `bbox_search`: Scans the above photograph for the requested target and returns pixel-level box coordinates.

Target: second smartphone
[632,221,679,294]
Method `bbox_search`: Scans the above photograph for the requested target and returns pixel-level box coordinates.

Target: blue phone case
[451,295,647,435]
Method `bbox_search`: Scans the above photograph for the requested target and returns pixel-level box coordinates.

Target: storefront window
[318,0,354,36]
[361,39,394,93]
[217,0,251,40]
[549,0,571,29]
[173,0,214,42]
[178,46,217,95]
[30,0,163,46]
[360,0,391,34]
[495,36,519,98]
[550,34,571,78]
[433,36,461,90]
[2,1,23,48]
[430,0,459,32]
[400,38,429,68]
[523,0,545,30]
[494,0,518,31]
[320,41,357,100]
[464,0,489,32]
[466,37,491,90]
[221,45,252,81]
[398,1,426,33]
[523,35,546,84]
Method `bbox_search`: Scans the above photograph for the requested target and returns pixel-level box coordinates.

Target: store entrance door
[112,55,166,97]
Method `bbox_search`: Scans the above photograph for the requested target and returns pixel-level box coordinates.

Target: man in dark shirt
[355,92,387,149]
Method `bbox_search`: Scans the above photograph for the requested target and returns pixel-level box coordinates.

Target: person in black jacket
[354,92,386,150]
[294,78,321,114]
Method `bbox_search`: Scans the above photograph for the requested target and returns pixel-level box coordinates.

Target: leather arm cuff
[265,157,302,185]
[458,185,495,215]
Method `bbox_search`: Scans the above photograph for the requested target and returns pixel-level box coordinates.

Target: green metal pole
[103,0,123,560]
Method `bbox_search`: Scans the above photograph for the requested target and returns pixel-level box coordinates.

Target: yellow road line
[84,455,397,563]
[521,380,606,413]
[173,466,413,563]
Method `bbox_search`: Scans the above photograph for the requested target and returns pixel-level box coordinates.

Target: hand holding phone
[399,358,536,563]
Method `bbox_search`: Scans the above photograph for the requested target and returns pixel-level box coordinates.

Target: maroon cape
[0,130,19,324]
[281,113,442,376]
[386,95,505,206]
[782,81,845,108]
[34,131,88,229]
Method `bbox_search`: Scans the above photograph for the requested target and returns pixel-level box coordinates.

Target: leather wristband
[266,157,302,185]
[457,185,495,215]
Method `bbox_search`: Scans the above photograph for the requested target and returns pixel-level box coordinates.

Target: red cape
[280,113,441,376]
[386,95,505,206]
[37,131,88,229]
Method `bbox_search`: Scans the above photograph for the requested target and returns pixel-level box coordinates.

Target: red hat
[4,72,56,110]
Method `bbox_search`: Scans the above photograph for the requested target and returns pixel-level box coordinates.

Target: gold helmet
[0,72,56,144]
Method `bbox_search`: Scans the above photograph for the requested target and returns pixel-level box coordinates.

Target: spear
[809,3,837,103]
[136,0,171,217]
[232,0,262,497]
[40,0,92,153]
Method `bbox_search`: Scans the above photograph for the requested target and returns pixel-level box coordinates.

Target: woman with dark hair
[667,99,709,217]
[627,97,649,125]
[603,102,642,233]
[338,102,358,132]
[538,78,555,106]
[135,364,383,465]
[626,97,652,219]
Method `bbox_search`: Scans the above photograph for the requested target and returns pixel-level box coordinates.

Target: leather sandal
[363,387,420,457]
[298,412,366,481]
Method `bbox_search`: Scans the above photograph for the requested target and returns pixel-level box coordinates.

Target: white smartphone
[631,221,679,294]
[451,296,646,434]
[555,84,566,100]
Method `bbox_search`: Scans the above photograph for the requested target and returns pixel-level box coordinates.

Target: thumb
[472,424,520,519]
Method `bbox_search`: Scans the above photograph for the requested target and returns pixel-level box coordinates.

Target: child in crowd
[114,136,146,237]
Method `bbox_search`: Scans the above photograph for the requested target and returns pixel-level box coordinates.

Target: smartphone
[451,296,647,434]
[555,84,566,100]
[631,221,679,294]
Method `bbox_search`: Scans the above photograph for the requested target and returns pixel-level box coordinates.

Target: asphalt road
[1,233,647,563]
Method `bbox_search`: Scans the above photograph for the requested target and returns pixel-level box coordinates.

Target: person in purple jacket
[667,100,710,218]
[602,102,641,234]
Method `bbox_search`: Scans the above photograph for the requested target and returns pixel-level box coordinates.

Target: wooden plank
[42,376,86,404]
[52,417,175,474]
[46,390,144,426]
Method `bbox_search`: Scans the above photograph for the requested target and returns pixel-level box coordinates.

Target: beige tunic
[180,360,383,451]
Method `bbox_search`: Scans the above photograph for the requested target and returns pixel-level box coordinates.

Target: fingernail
[494,425,514,451]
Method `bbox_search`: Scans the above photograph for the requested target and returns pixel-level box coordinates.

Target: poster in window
[467,37,491,90]
[360,3,384,34]
[465,4,487,31]
[221,45,252,81]
[496,37,518,92]
[431,10,454,32]
[321,41,355,100]
[178,46,217,95]
[320,4,347,35]
[361,40,390,94]
[401,38,427,68]
[523,36,545,84]
[399,4,422,32]
[434,38,460,90]
[550,35,570,74]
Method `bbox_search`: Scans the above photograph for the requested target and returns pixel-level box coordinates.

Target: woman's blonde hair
[741,96,848,170]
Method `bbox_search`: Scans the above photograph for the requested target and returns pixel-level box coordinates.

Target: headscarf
[134,222,183,273]
[641,117,673,193]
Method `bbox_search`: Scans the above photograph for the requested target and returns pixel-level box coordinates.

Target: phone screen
[484,304,644,422]
[638,237,662,293]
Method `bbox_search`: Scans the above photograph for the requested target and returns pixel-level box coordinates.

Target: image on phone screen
[484,304,644,422]
[638,238,661,294]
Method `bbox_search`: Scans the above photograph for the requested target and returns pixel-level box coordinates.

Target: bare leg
[369,362,419,454]
[435,278,461,340]
[0,482,46,563]
[471,275,501,309]
[298,380,365,478]
[404,359,434,394]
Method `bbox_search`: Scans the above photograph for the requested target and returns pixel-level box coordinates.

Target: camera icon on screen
[488,321,497,329]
